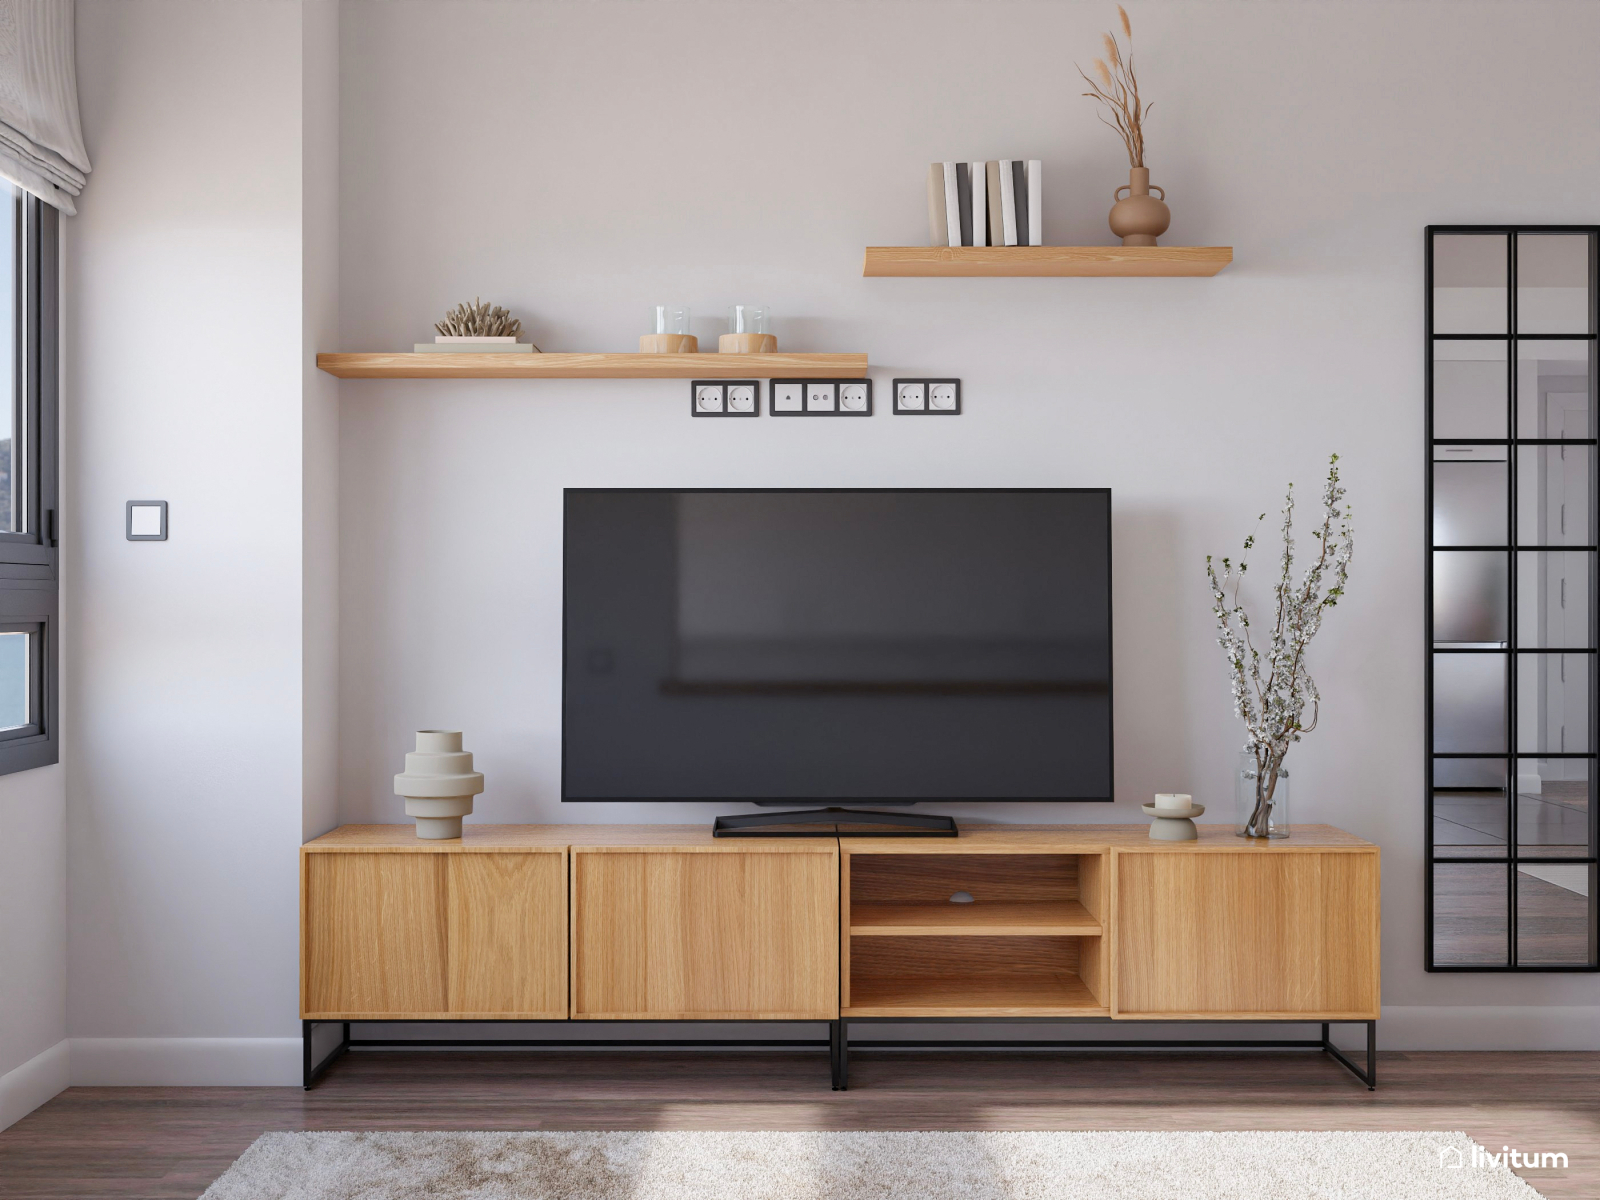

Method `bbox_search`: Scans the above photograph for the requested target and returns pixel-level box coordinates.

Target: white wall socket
[893,378,960,415]
[772,382,803,412]
[839,383,869,412]
[807,383,836,411]
[690,379,759,417]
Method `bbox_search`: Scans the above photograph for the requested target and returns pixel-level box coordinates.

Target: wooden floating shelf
[316,352,868,380]
[862,245,1233,278]
[845,973,1107,1018]
[850,900,1102,937]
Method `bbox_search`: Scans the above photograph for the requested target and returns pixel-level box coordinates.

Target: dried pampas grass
[1078,5,1150,168]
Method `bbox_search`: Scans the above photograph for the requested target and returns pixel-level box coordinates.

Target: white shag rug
[199,1130,1549,1199]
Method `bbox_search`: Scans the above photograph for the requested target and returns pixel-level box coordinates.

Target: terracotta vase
[1108,166,1170,247]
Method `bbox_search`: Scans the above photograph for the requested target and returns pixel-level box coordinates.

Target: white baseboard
[0,1040,69,1132]
[70,1037,301,1086]
[1371,1005,1600,1051]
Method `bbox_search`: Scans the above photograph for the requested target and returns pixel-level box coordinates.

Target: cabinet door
[447,852,567,1017]
[572,848,838,1019]
[1115,850,1380,1018]
[303,853,449,1017]
[302,850,567,1019]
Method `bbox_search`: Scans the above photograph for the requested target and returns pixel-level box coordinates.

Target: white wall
[303,0,341,843]
[0,764,66,1127]
[64,0,316,1083]
[336,0,1600,1032]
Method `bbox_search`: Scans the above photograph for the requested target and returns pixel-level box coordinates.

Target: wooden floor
[1,1049,1596,1198]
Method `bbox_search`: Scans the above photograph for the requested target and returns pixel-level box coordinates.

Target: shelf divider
[850,899,1101,937]
[845,973,1108,1017]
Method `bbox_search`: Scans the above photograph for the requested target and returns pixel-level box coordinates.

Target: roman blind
[0,0,87,213]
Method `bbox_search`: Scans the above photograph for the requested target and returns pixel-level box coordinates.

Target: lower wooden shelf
[845,973,1108,1017]
[850,900,1101,936]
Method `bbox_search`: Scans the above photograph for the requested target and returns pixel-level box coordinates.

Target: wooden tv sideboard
[300,823,1379,1089]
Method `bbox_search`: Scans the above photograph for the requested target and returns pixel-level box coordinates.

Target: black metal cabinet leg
[1366,1020,1377,1090]
[302,1019,351,1090]
[1321,1020,1377,1090]
[829,1019,849,1090]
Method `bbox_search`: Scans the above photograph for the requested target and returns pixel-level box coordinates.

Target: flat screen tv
[562,488,1112,833]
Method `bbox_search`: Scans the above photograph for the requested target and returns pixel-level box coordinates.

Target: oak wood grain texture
[840,824,1372,853]
[302,853,448,1018]
[847,936,1107,1017]
[304,824,575,852]
[861,245,1233,277]
[850,900,1100,936]
[571,848,839,1019]
[1114,849,1381,1019]
[316,352,868,379]
[6,1053,1595,1200]
[445,853,567,1018]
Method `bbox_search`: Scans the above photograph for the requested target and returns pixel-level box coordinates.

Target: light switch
[127,500,168,541]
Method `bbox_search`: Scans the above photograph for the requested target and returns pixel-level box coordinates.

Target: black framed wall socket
[770,379,872,416]
[690,380,760,416]
[893,378,961,415]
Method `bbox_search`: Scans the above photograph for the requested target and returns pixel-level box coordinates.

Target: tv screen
[562,489,1112,803]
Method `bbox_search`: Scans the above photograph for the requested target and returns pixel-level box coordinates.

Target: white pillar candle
[1153,793,1192,813]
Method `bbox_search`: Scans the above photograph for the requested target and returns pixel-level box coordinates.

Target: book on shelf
[969,162,986,247]
[942,162,961,247]
[1010,160,1029,248]
[955,163,974,246]
[1026,160,1042,246]
[927,163,947,247]
[986,161,1004,246]
[998,160,1018,246]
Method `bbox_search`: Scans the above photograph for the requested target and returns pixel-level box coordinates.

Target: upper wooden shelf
[850,900,1101,937]
[862,245,1233,278]
[316,352,868,380]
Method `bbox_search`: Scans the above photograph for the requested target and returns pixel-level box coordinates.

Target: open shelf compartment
[842,852,1108,1016]
[847,934,1107,1016]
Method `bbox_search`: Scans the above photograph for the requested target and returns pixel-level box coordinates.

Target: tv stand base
[712,807,958,837]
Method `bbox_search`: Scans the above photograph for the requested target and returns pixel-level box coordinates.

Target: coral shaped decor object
[436,298,523,339]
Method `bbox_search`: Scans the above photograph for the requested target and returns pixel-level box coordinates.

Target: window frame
[0,192,59,776]
[1425,223,1600,972]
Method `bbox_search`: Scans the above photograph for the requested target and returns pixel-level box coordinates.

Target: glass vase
[1236,750,1290,839]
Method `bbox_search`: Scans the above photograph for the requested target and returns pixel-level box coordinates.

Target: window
[0,182,59,775]
[1427,226,1598,970]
